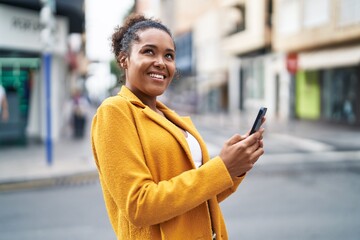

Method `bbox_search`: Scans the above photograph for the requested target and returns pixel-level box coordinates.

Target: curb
[0,170,99,193]
[1,150,360,193]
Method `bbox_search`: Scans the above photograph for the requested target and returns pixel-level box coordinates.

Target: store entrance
[0,58,40,145]
[322,66,360,126]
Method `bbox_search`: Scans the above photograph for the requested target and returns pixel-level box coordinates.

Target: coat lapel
[142,106,195,166]
[159,104,211,164]
[119,86,197,167]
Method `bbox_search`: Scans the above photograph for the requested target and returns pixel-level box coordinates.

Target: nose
[154,58,165,69]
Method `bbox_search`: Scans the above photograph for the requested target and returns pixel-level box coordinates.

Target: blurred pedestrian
[0,84,9,122]
[71,89,89,138]
[91,14,265,240]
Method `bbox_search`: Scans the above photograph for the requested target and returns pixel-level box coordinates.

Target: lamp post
[40,0,55,166]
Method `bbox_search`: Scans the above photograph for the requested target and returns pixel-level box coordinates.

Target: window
[322,66,359,124]
[175,32,193,76]
[303,0,330,28]
[242,58,265,100]
[338,0,360,27]
[226,4,246,35]
[277,0,301,35]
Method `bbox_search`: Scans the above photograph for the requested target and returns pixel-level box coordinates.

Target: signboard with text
[0,4,68,55]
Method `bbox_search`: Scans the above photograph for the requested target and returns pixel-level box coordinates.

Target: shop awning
[0,58,40,68]
[0,0,84,33]
[298,45,360,70]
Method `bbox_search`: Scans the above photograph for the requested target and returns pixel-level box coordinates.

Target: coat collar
[118,85,147,108]
[118,86,210,166]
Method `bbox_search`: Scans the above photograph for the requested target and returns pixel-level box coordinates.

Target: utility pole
[39,0,55,166]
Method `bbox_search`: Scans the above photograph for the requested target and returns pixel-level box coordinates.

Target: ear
[118,53,128,69]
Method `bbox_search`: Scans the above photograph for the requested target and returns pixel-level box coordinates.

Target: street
[0,123,360,240]
[1,159,359,240]
[0,183,114,240]
[224,160,360,240]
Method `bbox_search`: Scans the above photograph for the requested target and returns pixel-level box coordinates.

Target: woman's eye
[165,53,174,60]
[144,49,154,55]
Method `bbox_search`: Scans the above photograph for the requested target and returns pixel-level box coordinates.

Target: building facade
[273,0,360,126]
[134,0,360,127]
[0,1,85,145]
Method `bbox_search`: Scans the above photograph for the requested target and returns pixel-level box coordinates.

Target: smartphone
[250,107,267,135]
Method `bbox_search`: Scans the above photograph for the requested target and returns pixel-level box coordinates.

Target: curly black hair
[111,14,174,66]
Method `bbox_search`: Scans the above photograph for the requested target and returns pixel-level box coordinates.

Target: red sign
[286,53,298,74]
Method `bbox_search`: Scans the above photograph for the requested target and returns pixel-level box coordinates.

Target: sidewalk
[0,112,359,192]
[0,130,97,192]
[191,113,360,165]
[192,112,360,150]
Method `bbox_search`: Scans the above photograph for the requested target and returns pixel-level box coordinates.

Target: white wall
[194,9,229,73]
[27,55,68,142]
[228,57,241,113]
[264,53,291,121]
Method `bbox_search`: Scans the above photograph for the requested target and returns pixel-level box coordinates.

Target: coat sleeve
[92,102,235,227]
[181,116,247,204]
[216,174,246,203]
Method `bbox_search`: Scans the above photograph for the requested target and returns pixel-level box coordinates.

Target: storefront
[228,53,292,121]
[0,58,40,144]
[297,45,360,126]
[0,3,70,145]
[322,66,359,125]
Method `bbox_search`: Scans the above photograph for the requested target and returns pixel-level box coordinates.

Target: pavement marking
[204,131,337,157]
[259,150,360,165]
[268,133,334,152]
[205,140,360,165]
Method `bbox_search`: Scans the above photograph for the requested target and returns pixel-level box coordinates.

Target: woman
[91,14,265,240]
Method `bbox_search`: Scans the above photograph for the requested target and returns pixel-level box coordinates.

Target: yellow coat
[91,86,245,239]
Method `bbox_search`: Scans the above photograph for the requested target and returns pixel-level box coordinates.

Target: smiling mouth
[149,73,165,80]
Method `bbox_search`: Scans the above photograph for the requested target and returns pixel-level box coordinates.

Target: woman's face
[124,28,176,103]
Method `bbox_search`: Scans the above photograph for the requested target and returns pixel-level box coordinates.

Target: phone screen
[250,107,267,135]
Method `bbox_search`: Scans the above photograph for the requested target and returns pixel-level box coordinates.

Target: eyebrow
[142,44,175,53]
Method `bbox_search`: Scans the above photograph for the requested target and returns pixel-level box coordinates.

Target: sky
[85,0,134,62]
[84,0,134,100]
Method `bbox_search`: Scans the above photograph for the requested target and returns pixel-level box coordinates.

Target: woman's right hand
[219,129,265,178]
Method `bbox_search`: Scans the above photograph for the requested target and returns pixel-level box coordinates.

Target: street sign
[286,53,298,74]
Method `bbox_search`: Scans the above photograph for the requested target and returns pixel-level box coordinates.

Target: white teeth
[149,73,164,79]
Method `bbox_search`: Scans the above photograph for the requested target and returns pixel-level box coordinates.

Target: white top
[185,131,203,168]
[0,85,5,112]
